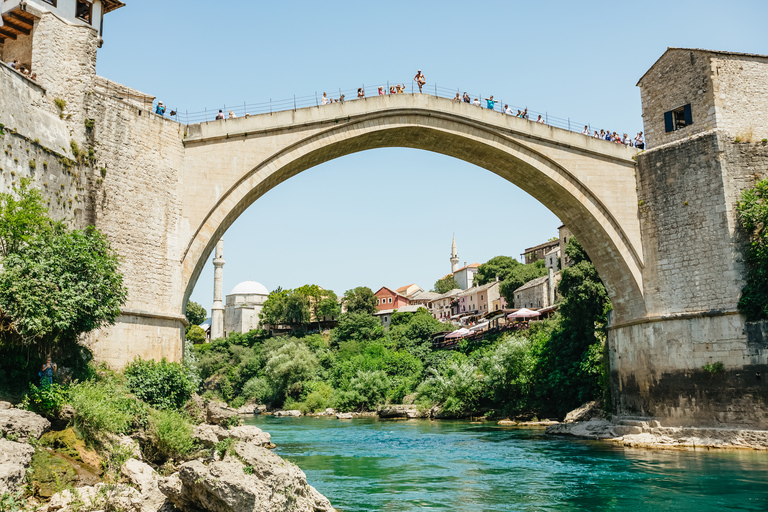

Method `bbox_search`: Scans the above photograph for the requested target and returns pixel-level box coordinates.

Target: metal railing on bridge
[171,80,595,135]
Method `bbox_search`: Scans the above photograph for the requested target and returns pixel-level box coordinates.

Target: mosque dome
[229,280,269,296]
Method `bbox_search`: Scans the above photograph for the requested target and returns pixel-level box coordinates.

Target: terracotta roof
[374,286,407,300]
[458,281,499,297]
[454,263,481,273]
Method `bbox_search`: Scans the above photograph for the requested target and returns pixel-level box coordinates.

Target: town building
[223,280,269,336]
[457,281,501,319]
[453,263,480,290]
[431,289,462,320]
[374,304,428,329]
[396,284,423,298]
[374,286,409,311]
[1,0,124,66]
[521,239,560,264]
[636,48,768,149]
[558,225,574,269]
[409,290,440,308]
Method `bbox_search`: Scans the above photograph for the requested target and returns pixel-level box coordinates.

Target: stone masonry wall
[711,55,768,142]
[609,133,768,427]
[83,90,187,367]
[1,31,33,69]
[638,49,716,149]
[635,131,747,315]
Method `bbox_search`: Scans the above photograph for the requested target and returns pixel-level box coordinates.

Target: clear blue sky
[96,0,767,312]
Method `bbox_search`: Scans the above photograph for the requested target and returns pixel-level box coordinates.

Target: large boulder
[0,438,35,495]
[185,393,207,424]
[377,405,426,419]
[274,410,301,417]
[563,401,605,423]
[0,407,50,441]
[0,401,12,410]
[38,483,148,512]
[121,458,175,512]
[207,399,239,426]
[192,424,273,448]
[159,442,335,512]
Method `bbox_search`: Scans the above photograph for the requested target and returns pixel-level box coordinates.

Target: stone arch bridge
[75,90,768,428]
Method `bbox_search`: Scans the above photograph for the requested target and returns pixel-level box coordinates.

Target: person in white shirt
[504,104,513,115]
[622,133,631,146]
[634,132,644,149]
[321,92,329,105]
[536,115,545,124]
[582,126,590,135]
[472,98,481,106]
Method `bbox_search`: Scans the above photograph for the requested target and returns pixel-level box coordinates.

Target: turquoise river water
[245,415,768,511]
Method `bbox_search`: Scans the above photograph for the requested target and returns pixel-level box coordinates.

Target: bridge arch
[181,95,644,322]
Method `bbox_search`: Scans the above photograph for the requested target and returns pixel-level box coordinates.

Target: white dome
[229,280,269,296]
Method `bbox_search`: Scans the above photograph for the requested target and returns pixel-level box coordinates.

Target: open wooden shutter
[683,104,693,126]
[664,111,674,132]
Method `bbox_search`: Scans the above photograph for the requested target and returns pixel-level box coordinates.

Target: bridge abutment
[609,131,768,427]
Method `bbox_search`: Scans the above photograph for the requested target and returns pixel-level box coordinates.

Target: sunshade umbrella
[507,308,541,319]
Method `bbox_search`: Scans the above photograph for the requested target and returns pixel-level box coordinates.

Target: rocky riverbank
[545,401,768,451]
[0,401,336,512]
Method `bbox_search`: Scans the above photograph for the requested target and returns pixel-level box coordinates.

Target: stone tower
[211,238,225,340]
[450,235,460,273]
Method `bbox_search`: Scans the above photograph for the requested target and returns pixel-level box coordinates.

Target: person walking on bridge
[414,69,425,93]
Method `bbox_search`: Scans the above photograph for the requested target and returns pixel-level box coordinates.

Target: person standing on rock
[39,357,57,387]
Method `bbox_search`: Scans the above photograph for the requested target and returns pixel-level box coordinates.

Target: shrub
[416,360,483,416]
[147,409,197,461]
[186,325,206,344]
[264,342,318,399]
[482,334,538,413]
[68,380,141,442]
[334,370,389,412]
[25,383,69,416]
[703,361,725,373]
[241,376,272,404]
[301,381,334,412]
[124,358,195,410]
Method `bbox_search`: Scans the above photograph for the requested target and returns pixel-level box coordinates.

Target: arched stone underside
[181,109,645,323]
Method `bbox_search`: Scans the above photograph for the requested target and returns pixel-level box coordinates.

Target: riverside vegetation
[194,236,611,420]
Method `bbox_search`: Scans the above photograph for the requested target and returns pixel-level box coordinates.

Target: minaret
[211,238,225,340]
[450,235,460,273]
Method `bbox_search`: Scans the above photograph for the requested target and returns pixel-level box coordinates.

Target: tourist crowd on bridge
[5,59,36,81]
[202,67,642,148]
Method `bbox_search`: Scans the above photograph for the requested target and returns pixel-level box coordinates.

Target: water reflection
[245,416,768,512]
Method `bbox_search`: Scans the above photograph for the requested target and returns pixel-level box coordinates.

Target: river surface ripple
[244,416,768,511]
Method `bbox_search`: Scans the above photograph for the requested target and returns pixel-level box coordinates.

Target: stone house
[514,273,561,310]
[374,286,409,311]
[224,280,268,337]
[521,239,559,264]
[637,48,768,148]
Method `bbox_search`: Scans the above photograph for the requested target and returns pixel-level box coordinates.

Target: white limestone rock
[274,410,302,417]
[159,443,335,512]
[0,438,35,495]
[0,407,50,442]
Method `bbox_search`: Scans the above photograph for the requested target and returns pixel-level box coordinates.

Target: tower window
[76,0,92,24]
[664,104,692,132]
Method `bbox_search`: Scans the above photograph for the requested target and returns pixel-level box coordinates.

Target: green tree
[264,341,319,399]
[475,255,521,286]
[0,178,50,258]
[186,325,207,344]
[342,286,378,315]
[185,301,207,328]
[736,178,768,320]
[333,312,384,343]
[317,295,341,320]
[499,259,548,306]
[284,293,311,326]
[535,236,611,417]
[260,287,289,326]
[0,223,127,350]
[433,275,459,294]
